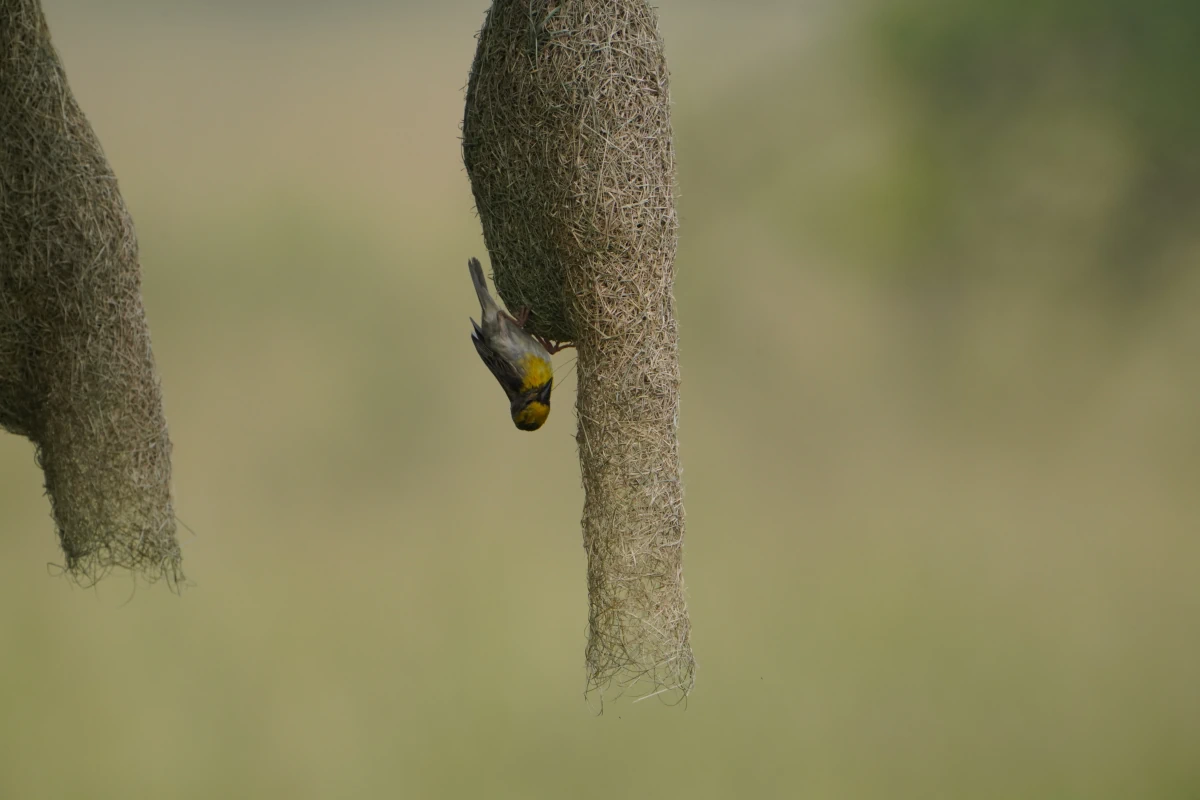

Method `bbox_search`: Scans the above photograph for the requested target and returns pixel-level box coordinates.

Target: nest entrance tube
[464,0,694,701]
[0,0,180,585]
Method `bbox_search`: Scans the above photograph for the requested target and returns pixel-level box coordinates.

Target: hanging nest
[0,1,180,585]
[464,0,693,702]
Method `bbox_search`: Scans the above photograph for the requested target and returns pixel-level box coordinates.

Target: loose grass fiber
[0,1,180,585]
[464,0,693,702]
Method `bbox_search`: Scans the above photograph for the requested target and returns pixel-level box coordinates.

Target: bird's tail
[468,257,498,315]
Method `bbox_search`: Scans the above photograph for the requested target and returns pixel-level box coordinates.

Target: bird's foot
[536,336,575,355]
[506,306,573,354]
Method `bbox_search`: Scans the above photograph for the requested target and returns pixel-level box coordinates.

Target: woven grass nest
[464,0,694,702]
[0,1,180,585]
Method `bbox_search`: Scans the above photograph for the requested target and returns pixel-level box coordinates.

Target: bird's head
[511,380,552,431]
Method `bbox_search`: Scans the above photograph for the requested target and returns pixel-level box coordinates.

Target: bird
[467,257,560,431]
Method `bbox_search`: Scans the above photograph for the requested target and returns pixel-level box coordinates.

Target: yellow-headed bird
[468,257,556,431]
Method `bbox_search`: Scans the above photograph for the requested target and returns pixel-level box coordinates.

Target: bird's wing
[471,321,523,401]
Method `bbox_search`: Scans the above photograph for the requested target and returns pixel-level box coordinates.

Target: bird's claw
[536,336,575,355]
[508,306,573,354]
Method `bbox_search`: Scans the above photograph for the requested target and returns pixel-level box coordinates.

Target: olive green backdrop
[1,1,1196,797]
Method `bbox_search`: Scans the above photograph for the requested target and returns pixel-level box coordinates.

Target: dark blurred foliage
[873,0,1200,304]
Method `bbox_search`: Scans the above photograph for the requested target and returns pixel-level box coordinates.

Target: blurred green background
[2,1,1199,797]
